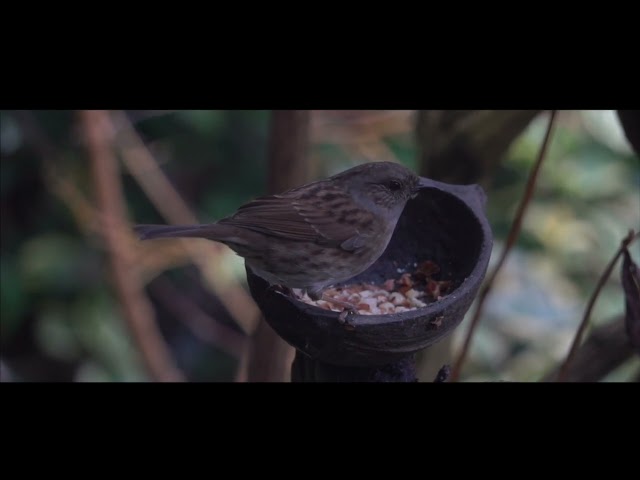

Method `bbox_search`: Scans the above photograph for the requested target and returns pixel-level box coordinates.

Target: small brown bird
[135,161,421,303]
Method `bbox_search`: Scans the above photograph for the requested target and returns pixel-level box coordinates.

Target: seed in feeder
[405,289,420,300]
[379,302,395,314]
[364,298,378,310]
[295,258,450,315]
[383,279,396,291]
[426,280,453,300]
[416,260,440,279]
[389,292,405,305]
[398,273,413,287]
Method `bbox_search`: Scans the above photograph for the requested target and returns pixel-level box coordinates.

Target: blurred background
[1,110,638,382]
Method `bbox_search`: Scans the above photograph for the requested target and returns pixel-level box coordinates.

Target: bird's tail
[134,224,224,241]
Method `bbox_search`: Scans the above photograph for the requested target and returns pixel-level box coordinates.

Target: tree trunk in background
[416,110,542,184]
[414,109,542,381]
[541,316,635,382]
[616,110,640,157]
[246,110,311,382]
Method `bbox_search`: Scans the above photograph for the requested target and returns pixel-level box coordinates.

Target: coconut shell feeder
[245,177,494,382]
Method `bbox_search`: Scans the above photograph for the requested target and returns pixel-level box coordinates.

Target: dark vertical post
[267,111,311,194]
[291,352,417,382]
[247,110,311,382]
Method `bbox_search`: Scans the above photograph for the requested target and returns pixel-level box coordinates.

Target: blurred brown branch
[556,230,639,382]
[543,315,636,382]
[246,110,310,382]
[43,169,192,281]
[79,110,185,382]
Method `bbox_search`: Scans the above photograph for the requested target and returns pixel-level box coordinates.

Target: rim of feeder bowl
[246,176,493,367]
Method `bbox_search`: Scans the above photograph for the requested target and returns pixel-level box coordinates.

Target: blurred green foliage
[1,110,638,382]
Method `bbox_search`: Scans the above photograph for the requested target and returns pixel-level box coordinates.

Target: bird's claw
[268,284,294,297]
[337,306,357,327]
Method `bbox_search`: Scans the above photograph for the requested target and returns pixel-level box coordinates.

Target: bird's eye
[388,180,402,191]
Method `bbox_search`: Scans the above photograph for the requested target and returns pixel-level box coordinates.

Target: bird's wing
[219,184,375,251]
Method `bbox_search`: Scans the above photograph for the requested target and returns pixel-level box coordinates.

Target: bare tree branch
[80,110,185,382]
[543,315,635,382]
[556,230,639,381]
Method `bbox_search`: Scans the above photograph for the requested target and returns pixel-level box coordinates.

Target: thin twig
[451,110,558,382]
[43,167,196,281]
[80,110,185,382]
[110,110,204,225]
[556,230,639,382]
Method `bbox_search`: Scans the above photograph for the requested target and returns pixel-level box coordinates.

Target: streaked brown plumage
[135,161,420,299]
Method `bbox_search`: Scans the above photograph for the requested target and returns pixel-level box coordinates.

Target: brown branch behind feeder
[248,110,311,382]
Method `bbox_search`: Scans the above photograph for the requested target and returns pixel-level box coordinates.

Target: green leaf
[34,305,82,361]
[19,234,100,294]
[71,291,148,382]
[0,256,27,342]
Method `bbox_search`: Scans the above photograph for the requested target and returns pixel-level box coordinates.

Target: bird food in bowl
[294,259,453,315]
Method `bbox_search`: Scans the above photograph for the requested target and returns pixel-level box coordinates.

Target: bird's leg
[268,284,294,297]
[322,295,359,316]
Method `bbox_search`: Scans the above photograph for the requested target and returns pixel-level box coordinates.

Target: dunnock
[135,161,421,303]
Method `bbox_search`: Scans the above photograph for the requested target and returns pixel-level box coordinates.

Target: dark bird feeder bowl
[246,177,493,381]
